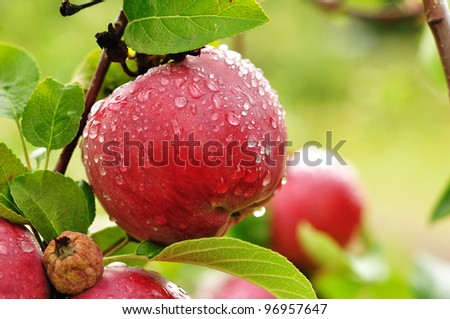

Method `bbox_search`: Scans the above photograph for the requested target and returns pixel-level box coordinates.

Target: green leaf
[0,142,27,212]
[123,0,270,54]
[0,42,40,120]
[21,77,84,150]
[77,180,96,226]
[137,237,316,299]
[91,226,128,252]
[72,49,135,100]
[0,204,29,224]
[297,223,351,270]
[10,170,90,243]
[431,180,450,222]
[135,240,165,259]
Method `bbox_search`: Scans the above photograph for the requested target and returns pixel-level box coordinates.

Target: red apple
[81,45,287,245]
[198,274,275,299]
[72,263,189,299]
[270,148,363,271]
[0,217,50,298]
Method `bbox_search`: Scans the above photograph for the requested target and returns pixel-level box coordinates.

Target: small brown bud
[43,231,103,295]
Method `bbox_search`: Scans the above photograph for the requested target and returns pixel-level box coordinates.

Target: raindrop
[115,175,124,185]
[216,177,228,194]
[211,113,219,121]
[205,79,219,92]
[161,78,169,86]
[253,206,267,217]
[262,171,272,187]
[270,116,278,129]
[110,121,117,132]
[0,240,8,255]
[174,96,187,108]
[258,87,265,96]
[137,90,151,103]
[188,83,205,98]
[243,102,250,110]
[88,121,100,139]
[226,112,240,126]
[98,135,105,143]
[19,240,34,253]
[212,94,222,109]
[281,176,288,185]
[99,166,107,176]
[175,78,186,88]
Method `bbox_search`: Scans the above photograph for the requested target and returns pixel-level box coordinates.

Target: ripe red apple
[0,217,51,298]
[198,274,275,299]
[270,148,363,271]
[81,45,287,245]
[72,263,190,299]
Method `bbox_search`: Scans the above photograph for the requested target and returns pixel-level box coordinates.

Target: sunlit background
[1,0,450,297]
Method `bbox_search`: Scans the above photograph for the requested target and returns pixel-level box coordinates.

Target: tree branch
[423,0,450,99]
[54,11,128,174]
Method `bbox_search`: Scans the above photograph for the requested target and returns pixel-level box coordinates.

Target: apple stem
[53,10,128,174]
[102,236,130,257]
[423,0,450,100]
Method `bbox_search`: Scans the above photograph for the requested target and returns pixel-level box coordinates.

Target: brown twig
[54,11,128,174]
[423,0,450,99]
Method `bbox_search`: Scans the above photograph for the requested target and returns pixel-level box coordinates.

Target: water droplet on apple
[281,176,288,185]
[188,83,205,98]
[270,116,278,129]
[226,112,240,126]
[0,240,8,255]
[175,78,186,88]
[262,171,272,186]
[89,121,100,139]
[161,77,169,86]
[205,79,219,92]
[110,121,117,132]
[258,87,265,96]
[99,166,106,176]
[216,177,228,194]
[115,175,124,185]
[137,90,151,103]
[212,94,222,109]
[19,240,34,253]
[171,119,182,135]
[98,135,105,143]
[174,96,187,108]
[211,113,219,121]
[253,206,266,217]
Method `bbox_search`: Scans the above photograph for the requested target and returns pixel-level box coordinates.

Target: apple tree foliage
[0,0,316,299]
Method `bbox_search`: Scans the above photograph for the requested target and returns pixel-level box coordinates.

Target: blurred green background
[1,0,450,297]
